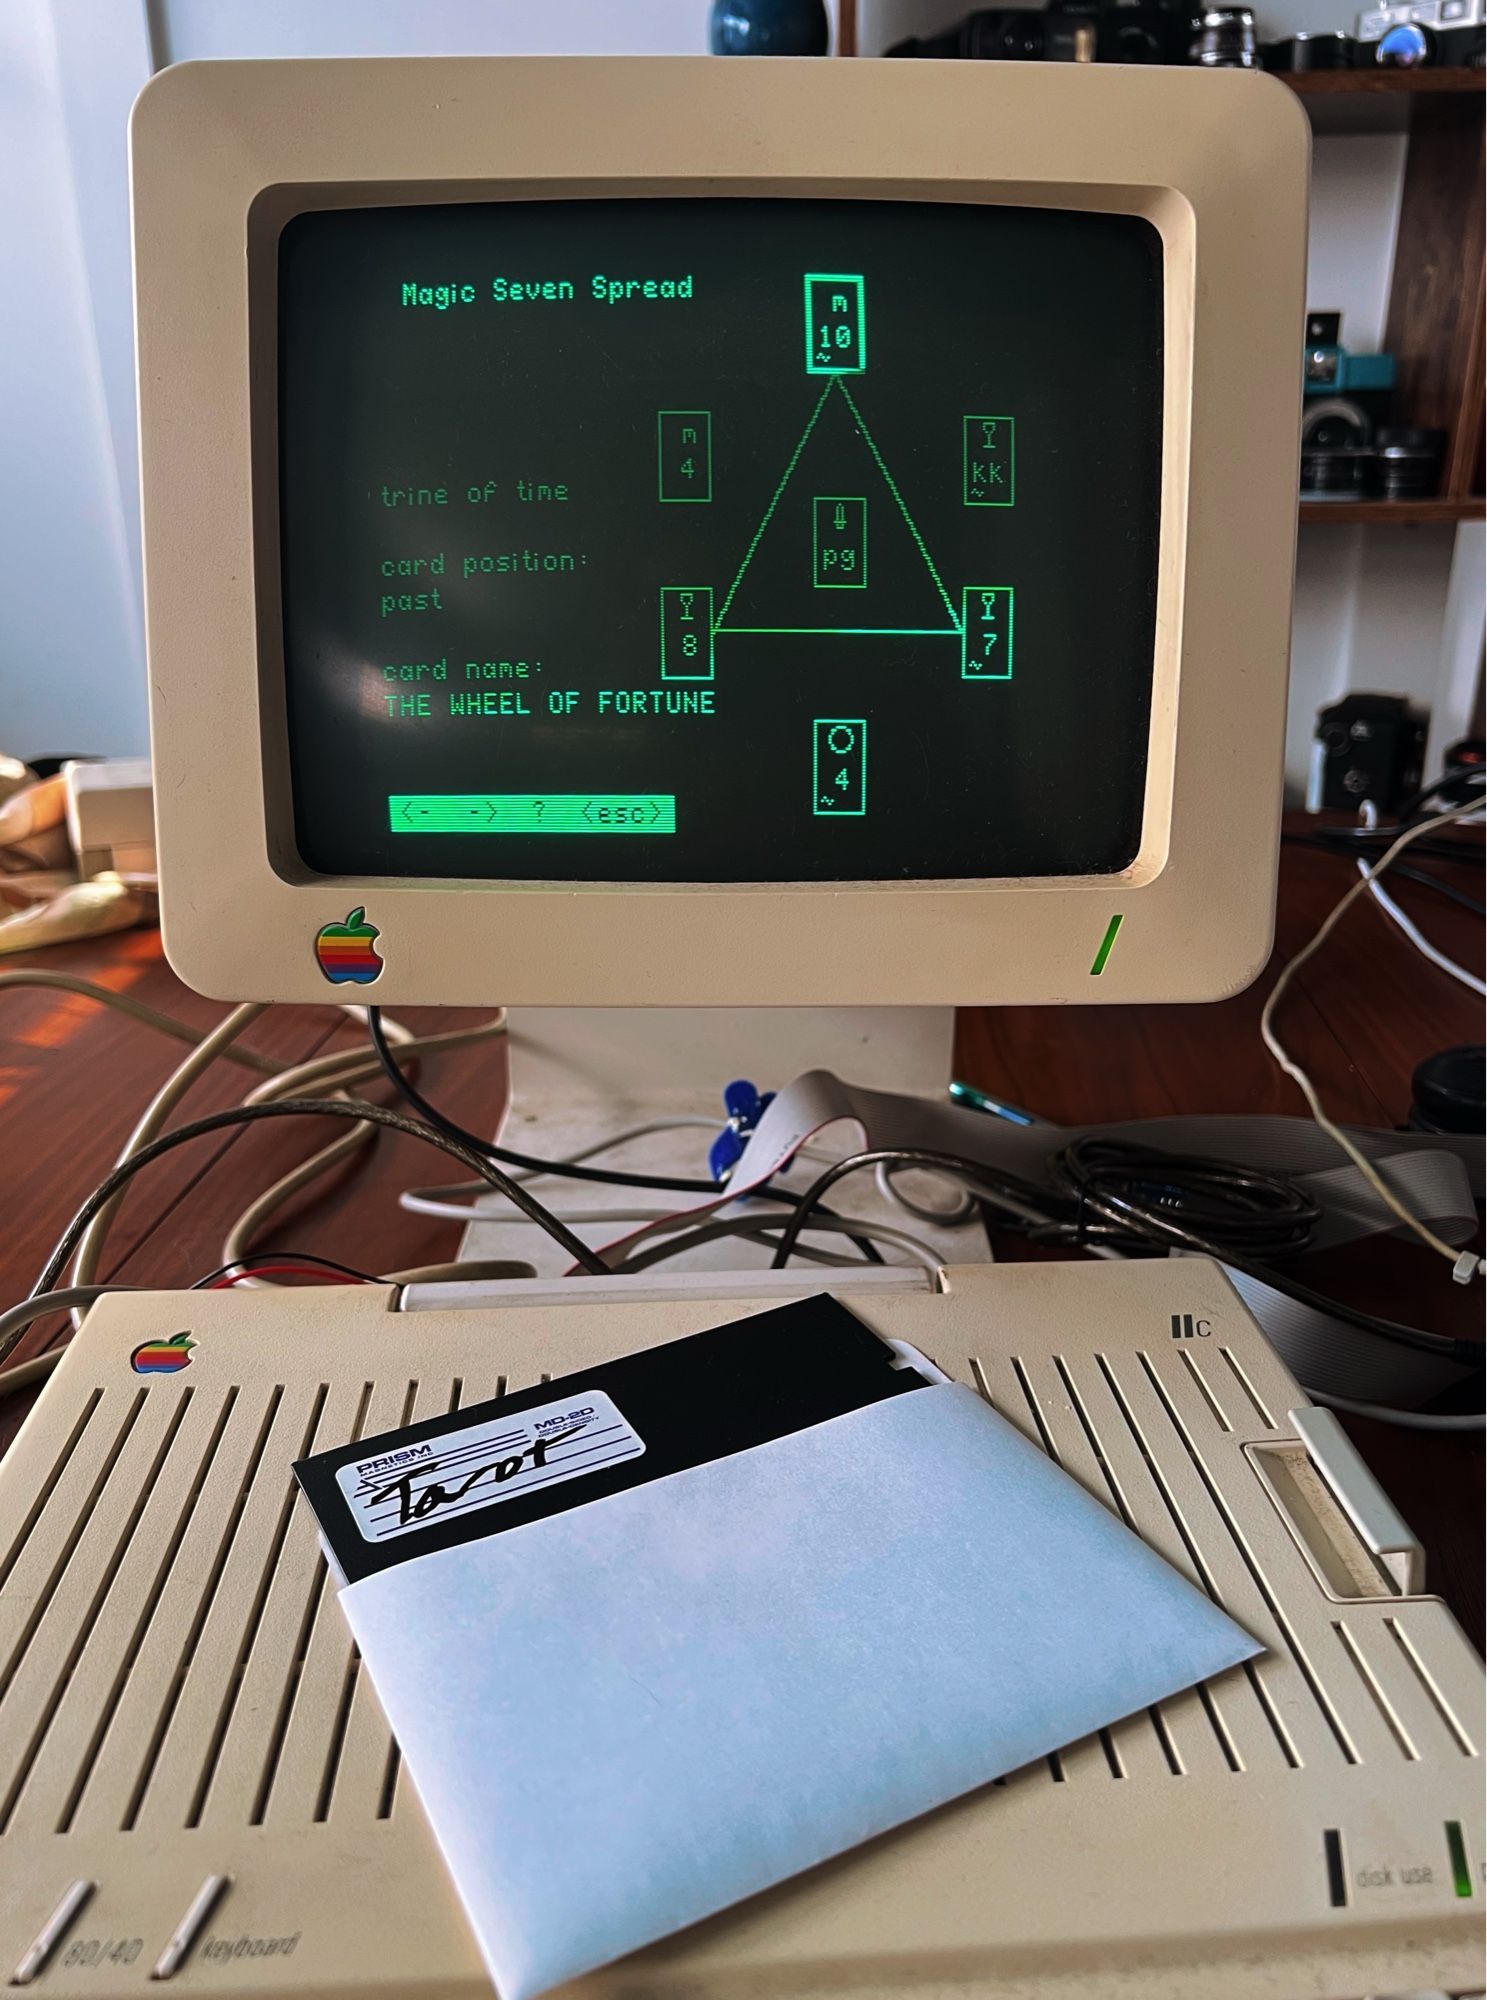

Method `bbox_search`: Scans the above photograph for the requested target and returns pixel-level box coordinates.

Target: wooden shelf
[1279,67,1485,97]
[1299,497,1486,523]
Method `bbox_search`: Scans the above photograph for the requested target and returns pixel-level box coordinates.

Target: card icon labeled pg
[813,497,867,588]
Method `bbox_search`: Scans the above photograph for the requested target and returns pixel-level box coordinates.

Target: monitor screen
[276,197,1162,884]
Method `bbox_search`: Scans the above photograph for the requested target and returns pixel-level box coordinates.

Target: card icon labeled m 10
[804,275,866,375]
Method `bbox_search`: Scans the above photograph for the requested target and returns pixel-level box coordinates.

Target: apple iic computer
[1,53,1481,2000]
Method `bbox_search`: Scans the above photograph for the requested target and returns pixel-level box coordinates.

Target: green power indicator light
[389,794,675,834]
[1089,913,1125,977]
[1445,1820,1473,1898]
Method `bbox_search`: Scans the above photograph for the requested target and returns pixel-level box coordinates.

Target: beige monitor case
[133,57,1308,1011]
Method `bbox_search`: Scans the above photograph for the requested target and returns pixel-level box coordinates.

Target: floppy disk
[295,1296,1258,1999]
[296,1292,931,1583]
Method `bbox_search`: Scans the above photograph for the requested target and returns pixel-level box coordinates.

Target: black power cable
[1282,837,1487,916]
[767,1141,1481,1366]
[365,1006,885,1262]
[368,1007,739,1196]
[1043,1137,1320,1257]
[24,1097,612,1327]
[190,1252,391,1290]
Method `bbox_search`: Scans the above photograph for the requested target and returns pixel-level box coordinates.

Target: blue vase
[709,0,830,55]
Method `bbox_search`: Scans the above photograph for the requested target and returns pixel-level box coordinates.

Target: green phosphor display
[277,199,1163,882]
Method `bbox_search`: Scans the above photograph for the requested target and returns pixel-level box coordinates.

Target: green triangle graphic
[713,378,962,637]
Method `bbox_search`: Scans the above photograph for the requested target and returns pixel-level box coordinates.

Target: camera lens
[1376,20,1433,62]
[1265,29,1356,65]
[1301,397,1372,452]
[1189,6,1259,64]
[1300,444,1372,497]
[994,13,1047,56]
[1109,19,1164,57]
[1373,426,1446,499]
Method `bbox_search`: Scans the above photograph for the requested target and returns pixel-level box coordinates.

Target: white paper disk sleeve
[338,1382,1259,2000]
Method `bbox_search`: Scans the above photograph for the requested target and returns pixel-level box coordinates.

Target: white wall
[155,0,708,64]
[0,0,147,759]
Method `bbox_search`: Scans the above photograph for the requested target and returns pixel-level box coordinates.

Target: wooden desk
[1,817,1481,1643]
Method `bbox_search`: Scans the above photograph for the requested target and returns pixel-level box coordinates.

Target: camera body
[1356,0,1486,62]
[887,0,1189,63]
[1309,693,1427,813]
[1303,311,1395,401]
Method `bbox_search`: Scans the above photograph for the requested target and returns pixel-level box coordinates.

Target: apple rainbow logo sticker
[131,1332,195,1375]
[314,907,383,985]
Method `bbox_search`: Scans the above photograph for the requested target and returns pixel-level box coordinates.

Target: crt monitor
[132,57,1307,1008]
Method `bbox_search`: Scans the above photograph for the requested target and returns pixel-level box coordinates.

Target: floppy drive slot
[1246,1407,1425,1600]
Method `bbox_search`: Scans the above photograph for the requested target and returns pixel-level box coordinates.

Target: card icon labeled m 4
[804,275,866,375]
[813,497,867,588]
[657,411,712,503]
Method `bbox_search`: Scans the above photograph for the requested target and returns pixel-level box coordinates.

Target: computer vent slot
[971,1351,1307,1782]
[0,1386,106,1598]
[1128,1351,1376,1769]
[1332,1621,1417,1759]
[1216,1346,1276,1430]
[1382,1616,1479,1757]
[0,1374,470,1843]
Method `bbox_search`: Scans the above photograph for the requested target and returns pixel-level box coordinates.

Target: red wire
[207,1263,368,1290]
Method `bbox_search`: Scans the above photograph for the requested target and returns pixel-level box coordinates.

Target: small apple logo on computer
[314,907,383,985]
[131,1332,195,1374]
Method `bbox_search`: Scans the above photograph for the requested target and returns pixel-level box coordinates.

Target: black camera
[1310,693,1427,814]
[887,0,1188,63]
[887,7,1085,60]
[1100,0,1188,59]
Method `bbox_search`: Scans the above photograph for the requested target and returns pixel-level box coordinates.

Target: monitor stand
[456,1005,995,1276]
